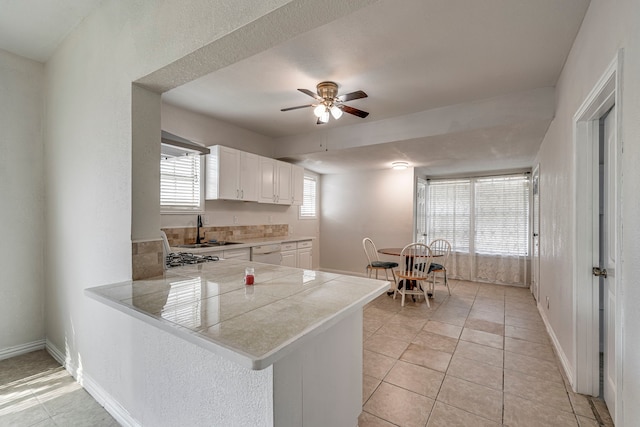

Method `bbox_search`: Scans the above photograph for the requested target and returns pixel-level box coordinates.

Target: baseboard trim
[537,305,576,390]
[0,339,46,360]
[45,340,141,427]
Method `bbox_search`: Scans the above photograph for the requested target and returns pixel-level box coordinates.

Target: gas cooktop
[166,252,219,268]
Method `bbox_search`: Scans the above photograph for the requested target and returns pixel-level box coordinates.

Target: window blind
[160,153,201,210]
[426,175,529,256]
[427,179,471,252]
[474,176,529,256]
[300,175,317,218]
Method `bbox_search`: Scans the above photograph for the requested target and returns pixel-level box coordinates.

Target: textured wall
[535,0,640,423]
[320,168,414,275]
[0,49,44,354]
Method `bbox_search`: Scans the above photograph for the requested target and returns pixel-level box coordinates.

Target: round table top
[377,247,443,257]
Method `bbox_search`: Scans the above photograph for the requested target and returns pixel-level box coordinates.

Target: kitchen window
[160,146,203,213]
[300,175,317,218]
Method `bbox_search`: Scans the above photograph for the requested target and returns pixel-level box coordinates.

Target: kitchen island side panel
[273,309,362,427]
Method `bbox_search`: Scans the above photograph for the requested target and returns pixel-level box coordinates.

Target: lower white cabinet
[222,248,251,261]
[297,240,313,270]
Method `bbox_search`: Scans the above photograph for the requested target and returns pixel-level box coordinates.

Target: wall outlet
[268,215,273,223]
[233,215,238,224]
[203,215,210,225]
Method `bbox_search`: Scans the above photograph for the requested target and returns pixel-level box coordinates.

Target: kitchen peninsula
[86,258,388,426]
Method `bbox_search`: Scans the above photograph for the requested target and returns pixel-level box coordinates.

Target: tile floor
[0,350,117,426]
[359,279,614,427]
[0,280,613,427]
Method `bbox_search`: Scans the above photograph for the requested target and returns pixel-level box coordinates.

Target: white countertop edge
[85,279,389,371]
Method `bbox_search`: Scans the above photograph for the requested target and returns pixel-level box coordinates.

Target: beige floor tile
[426,401,501,427]
[504,351,564,384]
[363,375,381,404]
[503,393,578,427]
[568,392,595,419]
[505,299,539,313]
[505,325,550,345]
[363,349,396,380]
[504,336,555,361]
[441,294,475,310]
[454,340,503,368]
[0,396,51,426]
[577,415,600,427]
[447,354,503,390]
[375,323,421,342]
[504,369,572,413]
[468,308,505,324]
[365,333,411,359]
[464,318,505,335]
[363,382,434,427]
[592,398,614,427]
[504,314,545,331]
[460,328,503,349]
[412,331,458,353]
[423,320,462,339]
[400,343,452,372]
[436,375,503,422]
[384,360,444,399]
[504,307,542,322]
[429,312,467,327]
[51,401,119,427]
[358,410,396,427]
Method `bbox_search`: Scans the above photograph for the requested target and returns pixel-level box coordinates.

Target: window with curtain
[160,149,203,212]
[300,175,317,218]
[426,174,530,285]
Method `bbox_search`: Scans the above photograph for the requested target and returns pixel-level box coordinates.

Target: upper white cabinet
[259,158,292,205]
[206,145,259,201]
[291,164,304,206]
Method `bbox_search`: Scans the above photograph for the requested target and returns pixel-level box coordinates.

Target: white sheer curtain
[426,175,530,286]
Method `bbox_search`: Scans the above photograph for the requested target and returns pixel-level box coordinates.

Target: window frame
[299,173,318,219]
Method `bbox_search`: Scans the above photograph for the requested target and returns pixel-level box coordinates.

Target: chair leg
[421,281,430,308]
[444,269,451,295]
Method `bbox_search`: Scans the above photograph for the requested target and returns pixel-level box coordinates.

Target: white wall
[40,0,364,422]
[536,0,640,423]
[0,49,45,355]
[320,168,414,275]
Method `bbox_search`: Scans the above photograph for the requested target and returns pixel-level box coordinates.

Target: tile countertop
[85,259,388,370]
[169,236,315,254]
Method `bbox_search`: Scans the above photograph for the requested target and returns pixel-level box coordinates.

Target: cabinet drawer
[297,240,312,249]
[281,242,297,251]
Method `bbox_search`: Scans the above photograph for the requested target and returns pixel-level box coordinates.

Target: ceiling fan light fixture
[313,104,326,118]
[330,104,343,119]
[391,161,409,170]
[319,109,330,123]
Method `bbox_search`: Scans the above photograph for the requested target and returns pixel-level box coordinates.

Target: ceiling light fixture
[330,104,343,119]
[391,161,409,170]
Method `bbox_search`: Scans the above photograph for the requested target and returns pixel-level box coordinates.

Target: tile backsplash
[162,224,289,246]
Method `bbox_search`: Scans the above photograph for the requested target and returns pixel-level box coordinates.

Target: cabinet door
[297,248,312,270]
[218,146,241,200]
[281,250,297,267]
[258,157,276,203]
[291,164,304,206]
[240,152,259,201]
[276,161,292,205]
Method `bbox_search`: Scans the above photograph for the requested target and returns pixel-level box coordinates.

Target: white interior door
[600,106,617,421]
[531,166,540,302]
[415,178,427,243]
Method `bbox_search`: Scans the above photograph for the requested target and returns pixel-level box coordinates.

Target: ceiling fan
[281,81,369,124]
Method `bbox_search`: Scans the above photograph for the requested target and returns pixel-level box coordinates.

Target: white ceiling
[2,0,590,175]
[162,0,590,175]
[0,0,103,62]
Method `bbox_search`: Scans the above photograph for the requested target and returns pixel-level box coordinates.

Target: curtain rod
[426,170,530,181]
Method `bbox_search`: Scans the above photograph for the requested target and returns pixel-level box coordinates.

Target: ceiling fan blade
[337,90,367,102]
[298,88,323,101]
[281,104,314,112]
[340,104,369,118]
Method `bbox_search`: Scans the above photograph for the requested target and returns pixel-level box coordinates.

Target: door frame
[531,164,540,302]
[573,49,623,423]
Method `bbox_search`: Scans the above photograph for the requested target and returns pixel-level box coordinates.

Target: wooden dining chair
[428,239,452,296]
[394,243,433,307]
[362,238,398,290]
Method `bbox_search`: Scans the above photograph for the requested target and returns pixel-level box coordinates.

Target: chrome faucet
[196,214,203,244]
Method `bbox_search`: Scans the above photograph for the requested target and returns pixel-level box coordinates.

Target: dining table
[377,246,442,297]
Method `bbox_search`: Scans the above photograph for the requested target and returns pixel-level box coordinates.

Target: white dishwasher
[251,244,282,265]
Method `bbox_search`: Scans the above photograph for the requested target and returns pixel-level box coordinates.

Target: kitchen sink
[177,242,242,248]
